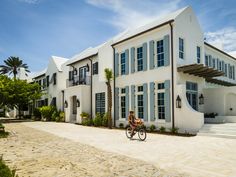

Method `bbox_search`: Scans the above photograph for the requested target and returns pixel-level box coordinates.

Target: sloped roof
[51,56,69,71]
[112,6,188,45]
[66,42,106,65]
[30,68,47,79]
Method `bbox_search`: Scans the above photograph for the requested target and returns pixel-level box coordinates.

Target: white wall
[203,86,236,116]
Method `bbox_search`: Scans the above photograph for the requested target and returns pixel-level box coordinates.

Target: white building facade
[31,6,236,133]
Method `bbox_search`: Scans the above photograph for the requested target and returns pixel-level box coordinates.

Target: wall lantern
[176,95,182,108]
[64,100,68,108]
[199,94,204,105]
[86,64,90,72]
[76,99,80,107]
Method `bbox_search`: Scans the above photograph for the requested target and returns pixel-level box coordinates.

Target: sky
[0,0,236,73]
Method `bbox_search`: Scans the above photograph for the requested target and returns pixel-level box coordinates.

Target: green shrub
[82,118,93,126]
[170,127,179,134]
[102,113,108,127]
[56,112,65,122]
[93,113,103,127]
[119,123,124,129]
[39,106,56,121]
[33,108,41,120]
[51,110,59,121]
[80,112,89,119]
[0,155,18,177]
[160,126,166,133]
[149,124,156,132]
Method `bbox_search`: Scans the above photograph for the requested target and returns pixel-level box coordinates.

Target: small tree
[104,68,113,129]
[0,76,42,118]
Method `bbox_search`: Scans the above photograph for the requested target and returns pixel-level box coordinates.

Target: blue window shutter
[228,64,231,78]
[222,61,225,72]
[131,85,135,111]
[217,58,219,70]
[164,80,171,122]
[164,35,170,66]
[149,40,155,69]
[143,42,147,71]
[143,83,148,122]
[125,49,129,75]
[149,82,155,121]
[209,55,212,67]
[125,86,129,120]
[115,88,119,120]
[131,47,135,73]
[115,53,119,77]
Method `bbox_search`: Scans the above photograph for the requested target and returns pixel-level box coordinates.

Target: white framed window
[225,64,228,77]
[157,40,164,66]
[156,82,165,120]
[136,46,143,71]
[212,58,216,68]
[136,85,144,119]
[120,88,126,119]
[120,52,126,75]
[197,46,201,63]
[179,38,184,59]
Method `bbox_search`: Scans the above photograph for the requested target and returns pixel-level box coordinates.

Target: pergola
[177,64,235,86]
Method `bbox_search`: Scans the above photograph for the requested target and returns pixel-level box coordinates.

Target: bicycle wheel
[126,126,132,139]
[138,128,147,141]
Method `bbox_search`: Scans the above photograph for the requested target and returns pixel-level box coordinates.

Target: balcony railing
[67,76,91,87]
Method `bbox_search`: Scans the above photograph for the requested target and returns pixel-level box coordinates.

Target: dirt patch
[0,123,184,177]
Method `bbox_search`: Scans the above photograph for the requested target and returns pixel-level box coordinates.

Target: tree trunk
[107,81,112,129]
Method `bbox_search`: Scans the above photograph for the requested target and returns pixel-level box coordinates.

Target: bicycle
[126,123,147,141]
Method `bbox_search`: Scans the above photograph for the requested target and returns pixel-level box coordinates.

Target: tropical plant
[170,127,179,134]
[39,106,56,121]
[102,113,108,127]
[160,126,166,133]
[119,123,124,129]
[93,113,103,127]
[149,124,156,132]
[80,112,89,119]
[104,68,113,129]
[0,56,30,79]
[0,155,18,177]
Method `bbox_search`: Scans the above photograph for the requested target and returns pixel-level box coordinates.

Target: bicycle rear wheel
[126,126,132,139]
[138,128,146,141]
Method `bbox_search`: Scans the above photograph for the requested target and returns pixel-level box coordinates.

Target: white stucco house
[30,6,236,133]
[30,56,68,113]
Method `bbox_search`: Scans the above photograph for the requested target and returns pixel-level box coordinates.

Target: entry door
[79,67,87,84]
[186,92,198,111]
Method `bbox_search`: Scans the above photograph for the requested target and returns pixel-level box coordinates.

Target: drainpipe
[62,90,64,112]
[112,46,116,127]
[169,22,175,129]
[88,59,93,119]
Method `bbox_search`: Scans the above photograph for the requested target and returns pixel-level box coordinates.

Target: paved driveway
[23,122,236,177]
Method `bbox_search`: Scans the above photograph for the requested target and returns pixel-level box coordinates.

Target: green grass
[0,131,9,138]
[0,156,18,177]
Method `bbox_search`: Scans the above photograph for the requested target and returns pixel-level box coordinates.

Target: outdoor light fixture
[86,64,90,72]
[76,99,80,107]
[64,100,68,108]
[176,95,182,108]
[199,94,204,105]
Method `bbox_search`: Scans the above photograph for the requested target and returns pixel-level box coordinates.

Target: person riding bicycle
[128,111,138,138]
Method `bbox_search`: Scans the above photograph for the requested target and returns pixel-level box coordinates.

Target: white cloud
[205,27,236,53]
[17,0,39,4]
[86,0,182,30]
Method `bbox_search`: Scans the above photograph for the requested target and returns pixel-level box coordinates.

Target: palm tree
[104,68,113,129]
[0,56,30,79]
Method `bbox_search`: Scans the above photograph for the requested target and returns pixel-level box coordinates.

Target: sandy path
[21,122,236,177]
[0,123,184,177]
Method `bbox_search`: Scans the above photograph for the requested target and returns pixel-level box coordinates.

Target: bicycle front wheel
[138,128,146,141]
[126,126,132,139]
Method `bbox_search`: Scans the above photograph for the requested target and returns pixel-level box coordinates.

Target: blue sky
[0,0,236,73]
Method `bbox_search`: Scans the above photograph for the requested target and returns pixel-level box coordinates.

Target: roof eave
[66,53,98,66]
[112,19,174,47]
[204,42,236,61]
